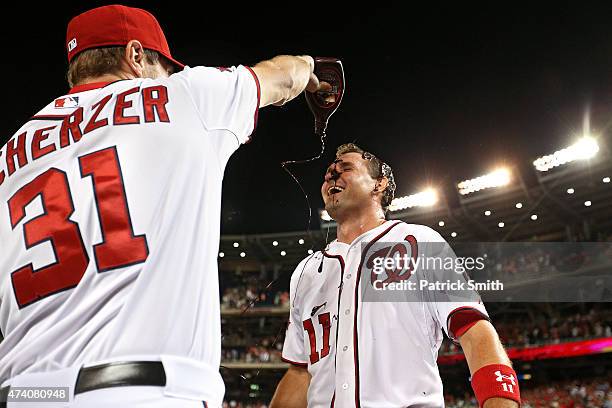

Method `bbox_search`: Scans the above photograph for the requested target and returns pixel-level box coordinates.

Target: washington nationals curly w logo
[367,235,418,286]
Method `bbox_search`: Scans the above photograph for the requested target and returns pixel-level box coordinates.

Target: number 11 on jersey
[303,312,331,364]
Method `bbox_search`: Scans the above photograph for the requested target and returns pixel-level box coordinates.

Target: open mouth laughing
[327,185,345,196]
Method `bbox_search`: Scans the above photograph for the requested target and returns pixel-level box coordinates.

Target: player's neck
[74,72,135,87]
[335,208,386,244]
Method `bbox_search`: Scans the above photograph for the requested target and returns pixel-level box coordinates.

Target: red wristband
[471,364,521,407]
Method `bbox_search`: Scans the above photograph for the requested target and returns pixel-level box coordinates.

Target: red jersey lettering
[142,85,170,123]
[59,107,84,148]
[113,87,141,125]
[84,95,112,134]
[0,150,5,186]
[6,132,28,176]
[31,126,58,160]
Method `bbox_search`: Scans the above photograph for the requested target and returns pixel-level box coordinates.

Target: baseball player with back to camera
[270,144,521,407]
[0,5,332,408]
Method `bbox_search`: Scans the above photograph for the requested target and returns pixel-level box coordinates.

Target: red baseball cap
[66,5,184,70]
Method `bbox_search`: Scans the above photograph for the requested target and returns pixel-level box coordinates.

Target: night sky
[3,2,612,234]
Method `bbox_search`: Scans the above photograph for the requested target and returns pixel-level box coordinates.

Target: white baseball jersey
[282,220,489,408]
[0,65,259,405]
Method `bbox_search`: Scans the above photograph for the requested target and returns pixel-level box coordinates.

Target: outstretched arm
[252,55,322,107]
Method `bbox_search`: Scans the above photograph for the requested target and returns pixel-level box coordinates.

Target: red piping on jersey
[281,356,308,368]
[243,66,260,142]
[322,250,345,408]
[352,221,403,408]
[69,81,113,94]
[446,306,490,341]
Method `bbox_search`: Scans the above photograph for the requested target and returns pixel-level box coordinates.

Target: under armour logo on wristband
[494,371,516,386]
[472,364,521,405]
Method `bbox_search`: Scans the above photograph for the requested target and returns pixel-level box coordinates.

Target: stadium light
[498,222,505,228]
[515,202,523,209]
[567,188,575,194]
[233,242,239,248]
[584,201,592,207]
[320,209,333,221]
[219,252,225,258]
[280,251,286,256]
[298,239,305,245]
[604,177,610,184]
[533,136,600,172]
[531,214,538,221]
[451,232,457,238]
[457,168,511,195]
[484,210,492,216]
[438,221,445,227]
[388,188,438,211]
[240,252,246,258]
[308,249,314,255]
[272,241,278,246]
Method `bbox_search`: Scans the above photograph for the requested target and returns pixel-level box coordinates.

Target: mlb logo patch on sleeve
[55,96,80,108]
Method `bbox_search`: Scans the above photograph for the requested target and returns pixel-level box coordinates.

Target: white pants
[73,386,209,407]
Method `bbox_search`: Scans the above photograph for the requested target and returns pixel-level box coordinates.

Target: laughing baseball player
[0,5,327,407]
[271,144,521,408]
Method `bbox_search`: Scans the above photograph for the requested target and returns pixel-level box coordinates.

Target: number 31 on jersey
[7,146,148,308]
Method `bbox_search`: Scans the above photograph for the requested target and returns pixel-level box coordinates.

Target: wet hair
[335,143,396,213]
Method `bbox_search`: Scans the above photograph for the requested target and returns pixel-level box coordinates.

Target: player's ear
[373,177,389,194]
[124,40,146,78]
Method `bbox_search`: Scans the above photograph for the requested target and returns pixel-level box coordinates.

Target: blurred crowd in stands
[222,402,267,408]
[475,240,612,281]
[446,377,612,407]
[440,308,611,354]
[222,335,283,364]
[496,309,612,347]
[221,275,289,310]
